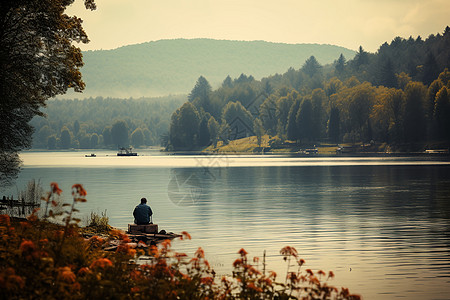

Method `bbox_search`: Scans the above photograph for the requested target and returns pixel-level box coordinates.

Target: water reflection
[168,165,450,299]
[3,154,450,299]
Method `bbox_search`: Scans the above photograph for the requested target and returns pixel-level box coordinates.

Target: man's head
[141,197,147,204]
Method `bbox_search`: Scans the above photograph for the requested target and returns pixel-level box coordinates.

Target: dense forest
[31,96,185,149]
[62,39,356,99]
[168,27,450,151]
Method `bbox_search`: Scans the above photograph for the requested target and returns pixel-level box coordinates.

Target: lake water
[3,150,450,299]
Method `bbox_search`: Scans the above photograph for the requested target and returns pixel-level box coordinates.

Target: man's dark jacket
[133,203,153,225]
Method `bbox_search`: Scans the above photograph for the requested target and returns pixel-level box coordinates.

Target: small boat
[85,153,96,157]
[117,147,138,156]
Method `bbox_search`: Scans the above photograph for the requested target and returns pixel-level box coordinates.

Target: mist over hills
[65,39,356,99]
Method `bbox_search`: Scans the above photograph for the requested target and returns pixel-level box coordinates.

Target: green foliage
[110,120,129,148]
[131,128,145,148]
[0,0,95,185]
[31,96,184,149]
[86,211,110,234]
[169,102,201,149]
[207,116,220,148]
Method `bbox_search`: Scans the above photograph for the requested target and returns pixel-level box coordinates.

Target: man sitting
[133,197,153,225]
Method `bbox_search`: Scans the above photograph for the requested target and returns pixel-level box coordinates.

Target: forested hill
[64,39,356,98]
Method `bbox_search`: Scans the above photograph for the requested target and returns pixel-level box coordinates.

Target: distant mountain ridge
[66,39,356,98]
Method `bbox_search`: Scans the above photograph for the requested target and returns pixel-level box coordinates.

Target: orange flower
[318,270,326,276]
[269,271,277,279]
[204,259,210,269]
[89,235,104,246]
[298,258,305,266]
[238,248,248,256]
[71,184,87,196]
[309,275,320,285]
[77,267,91,276]
[19,240,36,253]
[180,231,191,240]
[247,283,263,293]
[259,277,272,286]
[190,257,200,269]
[280,246,298,258]
[130,270,142,281]
[306,269,314,276]
[50,182,63,195]
[200,276,214,285]
[195,247,205,258]
[233,258,243,268]
[131,286,140,293]
[58,267,76,283]
[328,271,335,279]
[90,257,113,269]
[161,239,171,249]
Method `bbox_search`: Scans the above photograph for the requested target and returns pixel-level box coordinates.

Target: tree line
[31,96,184,149]
[168,27,450,151]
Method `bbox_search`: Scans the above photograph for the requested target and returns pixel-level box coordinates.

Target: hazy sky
[68,0,450,52]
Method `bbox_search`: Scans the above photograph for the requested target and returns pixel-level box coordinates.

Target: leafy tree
[296,99,314,142]
[90,133,99,149]
[259,95,277,135]
[325,77,343,97]
[287,99,301,141]
[60,127,72,149]
[74,120,80,136]
[426,79,444,121]
[222,76,233,88]
[378,56,397,88]
[79,133,91,149]
[47,136,57,150]
[35,125,53,148]
[111,120,129,147]
[189,76,212,109]
[328,107,341,143]
[403,82,427,143]
[131,128,144,147]
[222,101,254,140]
[198,116,211,147]
[396,72,412,90]
[311,89,327,140]
[422,52,439,85]
[142,128,154,146]
[0,0,96,184]
[207,116,220,147]
[347,83,376,142]
[353,46,369,70]
[169,102,201,149]
[253,118,264,148]
[102,126,112,146]
[275,96,293,138]
[0,153,21,187]
[335,54,346,76]
[433,86,450,139]
[302,56,322,77]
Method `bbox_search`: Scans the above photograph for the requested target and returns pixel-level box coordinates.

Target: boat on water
[117,147,138,156]
[85,153,96,157]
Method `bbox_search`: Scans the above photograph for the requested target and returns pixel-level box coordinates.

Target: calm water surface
[3,150,450,300]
